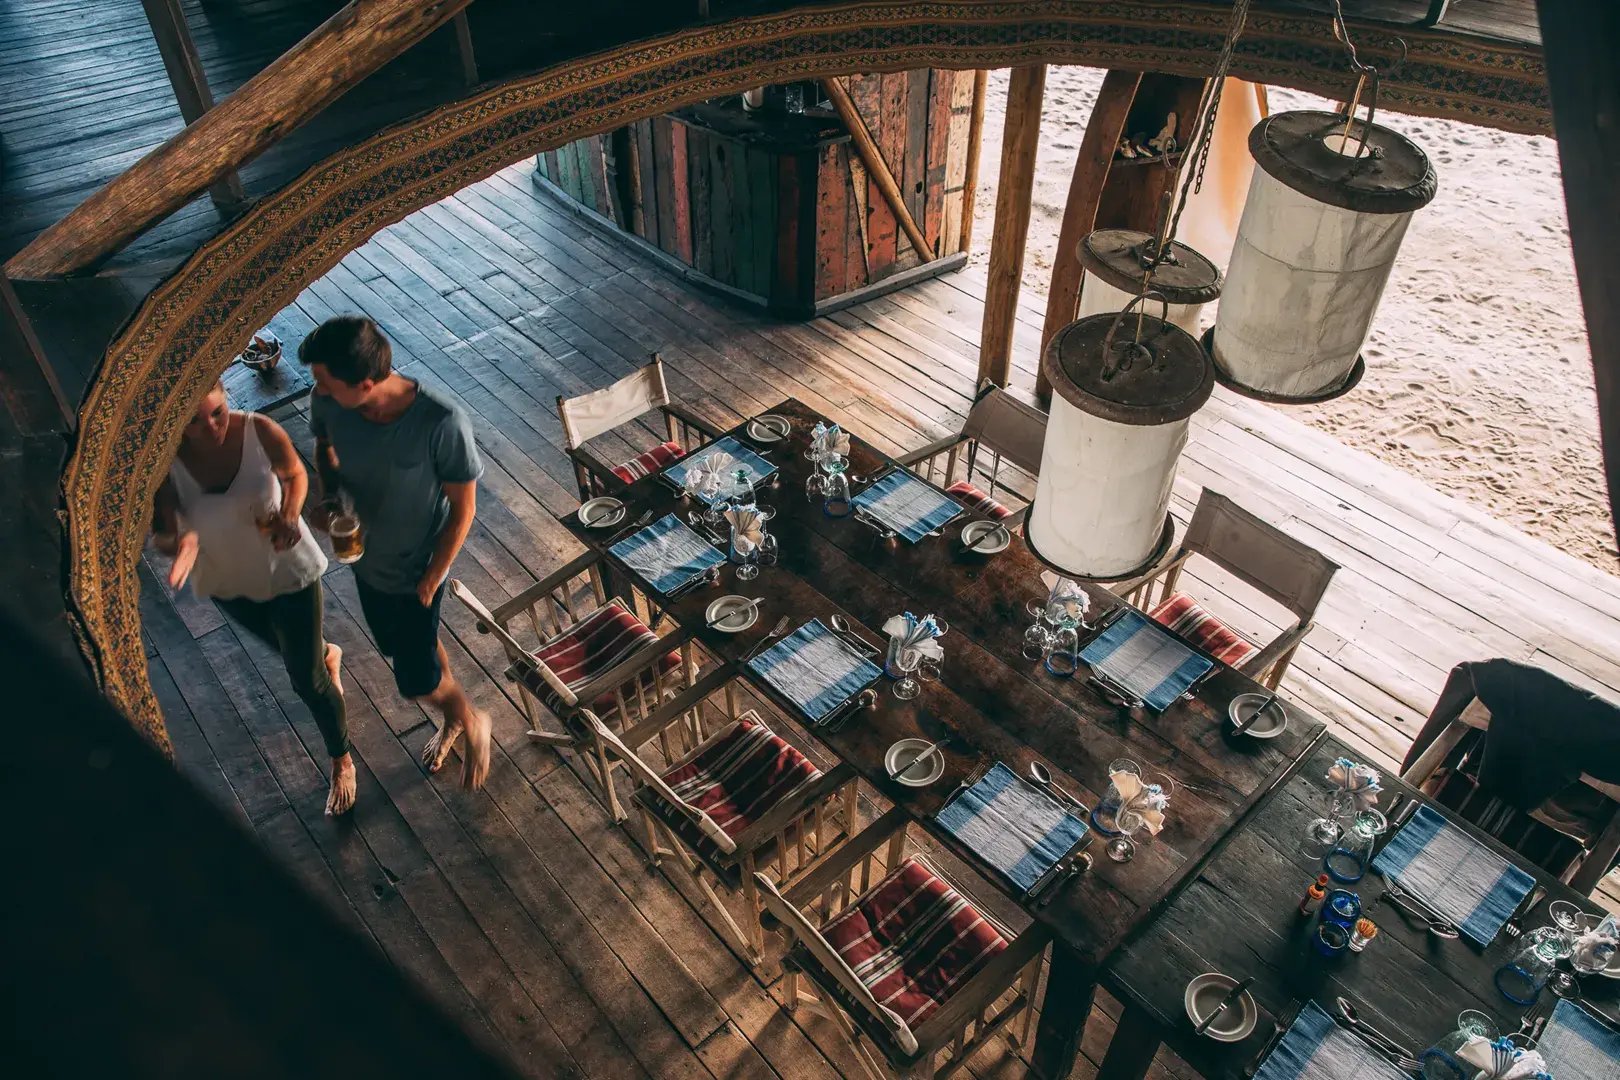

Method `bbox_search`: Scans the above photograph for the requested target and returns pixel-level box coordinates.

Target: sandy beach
[970,67,1616,573]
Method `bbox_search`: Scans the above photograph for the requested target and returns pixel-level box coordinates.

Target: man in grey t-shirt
[300,316,491,791]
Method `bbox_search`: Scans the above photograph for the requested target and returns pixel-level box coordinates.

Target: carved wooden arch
[64,1,1548,748]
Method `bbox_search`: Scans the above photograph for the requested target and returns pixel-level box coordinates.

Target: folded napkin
[664,436,777,504]
[747,619,881,723]
[1327,757,1382,811]
[851,469,963,543]
[1078,609,1212,713]
[1110,769,1167,836]
[1456,1036,1551,1080]
[608,513,726,594]
[725,506,764,556]
[1037,571,1091,625]
[935,762,1088,894]
[1254,1002,1410,1080]
[882,612,945,666]
[810,421,851,458]
[1572,913,1619,973]
[1371,804,1535,945]
[1536,999,1620,1077]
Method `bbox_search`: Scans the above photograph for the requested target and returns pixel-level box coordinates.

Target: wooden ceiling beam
[140,0,244,211]
[7,0,477,279]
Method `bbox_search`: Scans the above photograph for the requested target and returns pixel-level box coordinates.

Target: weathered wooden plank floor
[144,159,1617,1077]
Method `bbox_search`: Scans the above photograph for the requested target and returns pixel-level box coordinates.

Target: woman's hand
[268,512,302,552]
[168,531,200,590]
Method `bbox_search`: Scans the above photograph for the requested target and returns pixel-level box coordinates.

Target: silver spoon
[1335,999,1422,1072]
[829,614,880,655]
[1377,878,1461,939]
[1028,762,1086,813]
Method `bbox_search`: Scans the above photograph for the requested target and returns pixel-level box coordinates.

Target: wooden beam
[821,77,935,263]
[8,0,476,279]
[451,10,479,86]
[140,0,244,209]
[1037,70,1143,399]
[959,69,989,253]
[0,274,72,435]
[1537,0,1620,558]
[977,64,1046,388]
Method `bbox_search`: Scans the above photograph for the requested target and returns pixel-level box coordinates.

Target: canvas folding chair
[558,353,721,500]
[758,809,1048,1080]
[1113,488,1339,689]
[581,706,862,965]
[1404,697,1620,895]
[896,382,1047,529]
[449,569,728,820]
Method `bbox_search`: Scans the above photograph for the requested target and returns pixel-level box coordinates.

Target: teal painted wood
[708,136,734,286]
[748,146,777,298]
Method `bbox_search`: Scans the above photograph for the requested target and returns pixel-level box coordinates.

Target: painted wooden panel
[814,140,849,299]
[634,120,660,249]
[651,118,678,257]
[669,123,693,264]
[688,127,713,277]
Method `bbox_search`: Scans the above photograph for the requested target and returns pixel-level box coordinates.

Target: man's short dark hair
[298,315,392,385]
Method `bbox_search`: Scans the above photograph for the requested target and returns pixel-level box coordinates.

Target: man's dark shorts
[354,578,445,699]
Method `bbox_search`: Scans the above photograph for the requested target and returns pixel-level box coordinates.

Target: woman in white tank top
[153,381,355,816]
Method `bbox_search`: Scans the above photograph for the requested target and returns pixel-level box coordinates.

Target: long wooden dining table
[563,398,1326,1078]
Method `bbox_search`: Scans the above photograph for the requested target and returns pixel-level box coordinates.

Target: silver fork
[742,615,792,662]
[1502,885,1547,939]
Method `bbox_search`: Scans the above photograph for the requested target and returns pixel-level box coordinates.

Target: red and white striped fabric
[945,480,1012,520]
[822,856,1007,1029]
[653,716,822,858]
[1149,592,1257,668]
[611,440,685,483]
[511,599,681,712]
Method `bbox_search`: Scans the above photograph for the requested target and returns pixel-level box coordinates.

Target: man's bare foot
[324,643,344,695]
[326,753,357,816]
[461,709,492,791]
[422,718,464,774]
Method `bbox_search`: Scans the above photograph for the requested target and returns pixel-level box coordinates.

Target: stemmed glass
[1548,900,1593,934]
[1420,1011,1498,1080]
[1091,759,1139,836]
[1101,771,1173,863]
[1305,788,1355,858]
[889,645,923,701]
[805,443,828,498]
[1324,807,1388,883]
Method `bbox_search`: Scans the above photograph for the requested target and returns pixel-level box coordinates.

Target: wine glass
[1091,759,1140,836]
[917,654,942,684]
[1548,900,1592,934]
[890,645,923,701]
[1305,788,1354,858]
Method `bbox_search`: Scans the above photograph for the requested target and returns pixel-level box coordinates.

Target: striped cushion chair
[1149,592,1257,668]
[945,479,1013,520]
[506,598,683,715]
[610,439,685,484]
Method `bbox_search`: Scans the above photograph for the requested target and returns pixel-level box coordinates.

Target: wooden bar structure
[534,72,977,318]
[7,1,1620,1076]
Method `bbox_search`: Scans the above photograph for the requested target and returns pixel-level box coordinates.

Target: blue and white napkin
[662,435,776,503]
[851,470,963,543]
[1254,1002,1410,1080]
[1536,999,1620,1077]
[1371,804,1535,945]
[747,619,881,723]
[935,762,1089,894]
[1079,609,1213,712]
[608,513,726,594]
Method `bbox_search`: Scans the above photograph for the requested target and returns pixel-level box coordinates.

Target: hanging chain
[1331,0,1381,155]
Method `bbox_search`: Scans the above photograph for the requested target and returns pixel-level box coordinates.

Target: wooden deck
[143,159,1619,1078]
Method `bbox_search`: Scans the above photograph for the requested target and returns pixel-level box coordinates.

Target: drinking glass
[1325,807,1388,883]
[1305,788,1353,858]
[1549,900,1593,934]
[1021,621,1052,661]
[917,654,942,683]
[729,530,760,582]
[1496,926,1573,1005]
[1571,914,1619,975]
[823,471,852,517]
[1314,921,1351,958]
[330,511,364,564]
[1421,1010,1497,1080]
[1091,759,1140,836]
[1043,619,1080,677]
[889,645,923,701]
[758,532,779,567]
[1103,774,1168,863]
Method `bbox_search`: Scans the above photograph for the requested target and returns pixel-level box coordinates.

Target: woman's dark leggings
[216,581,350,759]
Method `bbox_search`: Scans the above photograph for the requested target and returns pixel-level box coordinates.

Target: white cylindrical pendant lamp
[1028,303,1214,581]
[1210,111,1436,403]
[1076,229,1222,338]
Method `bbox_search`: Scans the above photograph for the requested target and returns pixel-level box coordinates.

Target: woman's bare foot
[461,709,492,791]
[324,643,344,695]
[326,753,357,816]
[422,718,463,774]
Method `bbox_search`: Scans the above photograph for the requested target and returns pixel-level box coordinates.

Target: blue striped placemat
[936,762,1088,895]
[851,469,963,543]
[1537,999,1620,1076]
[1254,1002,1409,1080]
[747,620,881,723]
[607,513,726,594]
[661,435,776,503]
[1371,804,1535,945]
[1079,609,1213,712]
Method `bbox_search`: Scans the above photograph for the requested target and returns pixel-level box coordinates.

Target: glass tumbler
[1305,788,1354,859]
[1495,926,1573,1005]
[1420,1010,1497,1080]
[1325,807,1388,883]
[823,470,852,517]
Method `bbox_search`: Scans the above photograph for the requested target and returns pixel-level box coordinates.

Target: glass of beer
[330,512,364,564]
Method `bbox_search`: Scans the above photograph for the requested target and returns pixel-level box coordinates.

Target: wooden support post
[1037,70,1143,400]
[8,0,476,279]
[1537,0,1620,557]
[0,275,73,435]
[140,0,244,209]
[821,77,935,263]
[451,10,478,86]
[977,64,1046,388]
[959,69,989,253]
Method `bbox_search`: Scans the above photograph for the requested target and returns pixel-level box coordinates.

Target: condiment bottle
[1298,873,1329,917]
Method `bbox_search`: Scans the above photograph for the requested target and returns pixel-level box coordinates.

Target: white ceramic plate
[748,414,792,443]
[705,595,760,633]
[579,496,626,529]
[1183,973,1258,1043]
[884,738,946,787]
[1228,692,1288,740]
[961,518,1012,554]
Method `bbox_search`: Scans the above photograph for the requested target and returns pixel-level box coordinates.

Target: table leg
[1030,944,1096,1079]
[1096,1003,1161,1080]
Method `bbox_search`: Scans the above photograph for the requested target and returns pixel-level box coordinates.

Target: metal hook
[1099,292,1172,382]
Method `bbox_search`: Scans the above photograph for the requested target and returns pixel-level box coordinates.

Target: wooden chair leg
[637,806,662,866]
[595,740,626,823]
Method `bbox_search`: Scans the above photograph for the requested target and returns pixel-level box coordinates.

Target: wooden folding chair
[1113,488,1338,689]
[558,353,721,500]
[758,809,1049,1079]
[1404,697,1620,895]
[581,706,862,965]
[449,569,727,820]
[896,382,1047,529]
